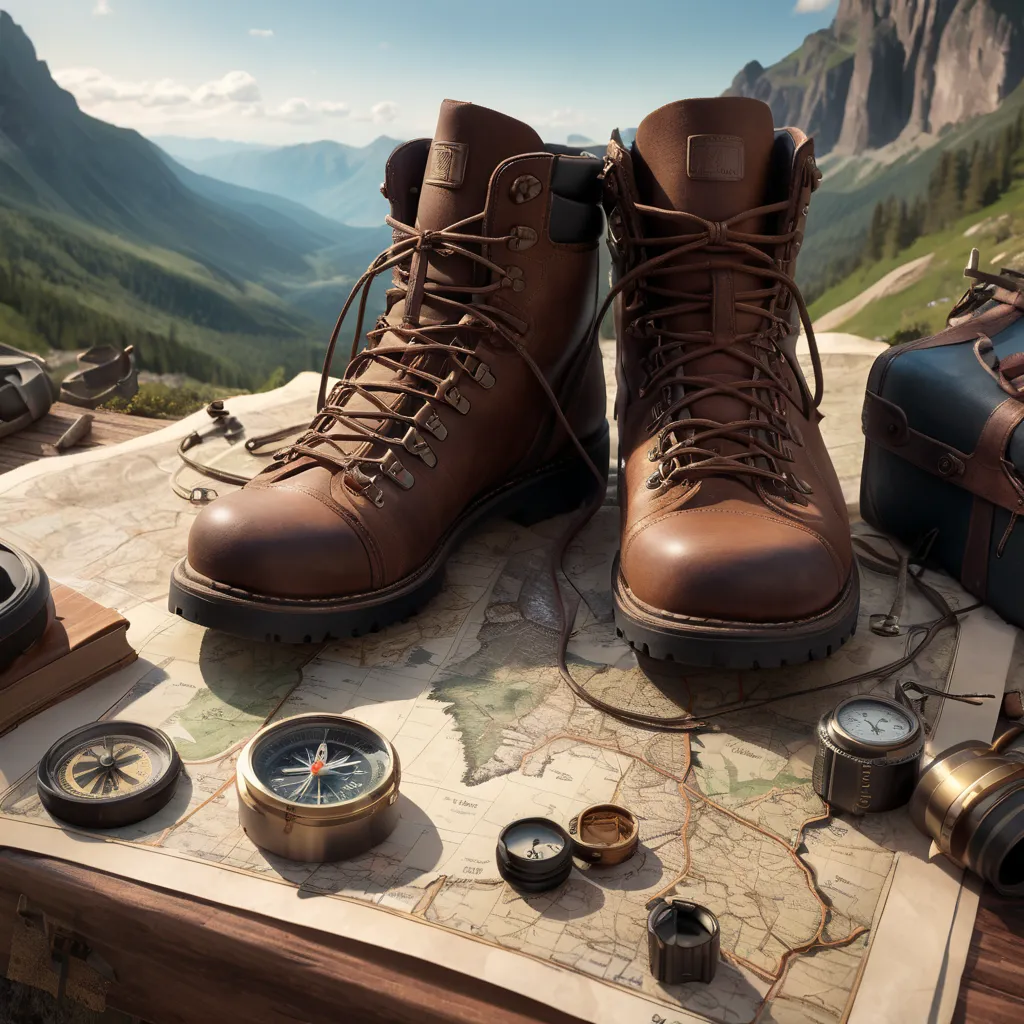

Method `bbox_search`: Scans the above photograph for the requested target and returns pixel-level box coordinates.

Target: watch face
[250,720,393,808]
[836,698,916,746]
[502,821,566,861]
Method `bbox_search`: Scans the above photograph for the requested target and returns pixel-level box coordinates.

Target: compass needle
[237,714,400,861]
[38,724,181,829]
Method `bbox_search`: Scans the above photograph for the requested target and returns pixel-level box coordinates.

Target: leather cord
[557,534,991,733]
[596,161,825,498]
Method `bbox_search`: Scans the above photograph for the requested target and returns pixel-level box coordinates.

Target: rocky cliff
[726,0,1024,156]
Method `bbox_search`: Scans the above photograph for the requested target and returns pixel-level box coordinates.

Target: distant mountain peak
[0,9,78,116]
[726,0,1024,156]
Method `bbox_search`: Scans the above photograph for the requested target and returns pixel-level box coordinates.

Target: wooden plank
[0,404,165,475]
[0,850,586,1024]
[954,887,1024,1023]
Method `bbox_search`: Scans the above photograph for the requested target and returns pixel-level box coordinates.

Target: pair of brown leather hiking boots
[169,97,859,669]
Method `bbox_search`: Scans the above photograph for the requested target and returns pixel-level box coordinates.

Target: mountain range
[0,11,389,388]
[727,0,1024,157]
[724,0,1024,301]
[168,136,400,228]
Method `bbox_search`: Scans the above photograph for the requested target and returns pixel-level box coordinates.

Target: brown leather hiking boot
[169,100,609,642]
[603,97,858,667]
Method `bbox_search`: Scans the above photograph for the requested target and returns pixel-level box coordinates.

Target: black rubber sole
[612,556,860,669]
[168,425,610,644]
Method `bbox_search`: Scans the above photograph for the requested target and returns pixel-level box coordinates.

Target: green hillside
[809,180,1024,341]
[0,11,390,391]
[802,83,1024,303]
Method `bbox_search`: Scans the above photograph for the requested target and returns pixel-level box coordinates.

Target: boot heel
[509,424,610,526]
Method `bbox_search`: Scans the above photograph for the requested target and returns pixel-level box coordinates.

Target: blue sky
[4,0,839,146]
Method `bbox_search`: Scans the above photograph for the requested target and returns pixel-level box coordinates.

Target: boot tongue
[632,97,775,231]
[416,99,543,233]
[631,98,780,470]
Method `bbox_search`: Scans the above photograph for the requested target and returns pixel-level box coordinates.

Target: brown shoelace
[556,534,990,732]
[595,183,825,499]
[275,208,605,507]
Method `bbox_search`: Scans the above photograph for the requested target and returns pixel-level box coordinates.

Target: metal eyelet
[402,426,436,467]
[414,405,447,441]
[436,372,470,414]
[777,473,810,506]
[345,466,385,507]
[464,355,495,388]
[646,470,664,490]
[381,451,415,490]
[510,175,542,204]
[647,445,660,462]
[502,265,526,292]
[507,226,538,251]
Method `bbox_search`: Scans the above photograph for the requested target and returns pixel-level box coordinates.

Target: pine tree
[965,141,988,213]
[882,197,903,258]
[926,152,953,232]
[866,201,887,262]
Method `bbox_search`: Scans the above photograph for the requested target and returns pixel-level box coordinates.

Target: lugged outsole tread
[614,619,856,670]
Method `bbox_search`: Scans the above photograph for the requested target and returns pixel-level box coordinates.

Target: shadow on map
[289,793,445,898]
[577,845,666,893]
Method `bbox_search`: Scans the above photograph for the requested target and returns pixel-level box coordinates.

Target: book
[0,584,136,735]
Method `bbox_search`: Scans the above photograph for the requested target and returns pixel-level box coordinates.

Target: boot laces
[276,209,603,507]
[598,184,825,499]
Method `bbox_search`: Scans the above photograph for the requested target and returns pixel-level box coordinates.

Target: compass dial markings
[249,721,391,808]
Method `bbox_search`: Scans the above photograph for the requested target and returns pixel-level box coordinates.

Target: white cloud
[793,0,834,11]
[93,0,112,15]
[249,28,273,37]
[54,67,264,118]
[319,101,351,118]
[194,70,261,106]
[371,101,398,123]
[272,98,351,122]
[54,66,356,134]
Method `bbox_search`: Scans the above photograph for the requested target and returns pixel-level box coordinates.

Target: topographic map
[0,371,1015,1024]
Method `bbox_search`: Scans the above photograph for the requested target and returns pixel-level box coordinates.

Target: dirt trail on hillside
[815,253,934,332]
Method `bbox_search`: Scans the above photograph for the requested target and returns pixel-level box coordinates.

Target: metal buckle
[870,613,904,637]
[345,466,384,507]
[402,426,437,467]
[414,405,448,441]
[464,355,495,388]
[437,372,470,414]
[381,451,415,490]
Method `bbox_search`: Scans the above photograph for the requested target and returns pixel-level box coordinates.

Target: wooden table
[0,403,1021,1023]
[0,403,165,474]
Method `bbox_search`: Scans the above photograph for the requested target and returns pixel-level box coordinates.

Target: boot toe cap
[621,508,845,623]
[187,487,373,599]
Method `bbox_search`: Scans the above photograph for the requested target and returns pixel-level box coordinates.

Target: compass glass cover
[250,720,392,807]
[836,699,915,746]
[54,733,167,801]
[503,821,566,861]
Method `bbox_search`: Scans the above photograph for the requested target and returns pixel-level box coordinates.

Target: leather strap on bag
[863,391,1024,514]
[59,345,138,409]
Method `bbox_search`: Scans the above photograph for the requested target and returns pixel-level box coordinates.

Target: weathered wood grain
[0,851,587,1024]
[0,404,165,473]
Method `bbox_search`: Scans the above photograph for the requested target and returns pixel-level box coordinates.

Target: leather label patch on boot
[686,135,744,182]
[425,141,468,188]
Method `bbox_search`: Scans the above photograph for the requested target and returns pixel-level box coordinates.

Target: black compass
[496,817,574,892]
[37,722,182,829]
